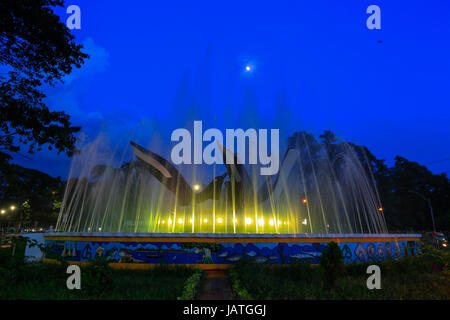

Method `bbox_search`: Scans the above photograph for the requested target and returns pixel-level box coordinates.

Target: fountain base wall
[43,233,421,270]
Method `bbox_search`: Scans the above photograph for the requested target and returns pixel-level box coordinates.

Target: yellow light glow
[302,198,307,204]
[0,210,5,214]
[258,218,264,226]
[283,221,286,225]
[378,207,384,212]
[162,220,165,224]
[233,218,238,223]
[189,218,193,223]
[10,205,16,210]
[203,219,208,223]
[245,66,251,71]
[177,218,183,224]
[245,217,252,224]
[217,218,223,223]
[302,218,307,225]
[193,184,200,191]
[168,218,173,225]
[269,219,274,226]
[277,220,281,225]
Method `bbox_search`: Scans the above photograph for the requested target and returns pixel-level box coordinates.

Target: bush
[82,256,114,295]
[177,268,202,300]
[320,241,344,287]
[229,264,253,300]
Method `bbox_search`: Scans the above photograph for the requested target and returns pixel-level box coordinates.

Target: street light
[408,190,436,232]
[0,209,5,215]
[10,205,16,211]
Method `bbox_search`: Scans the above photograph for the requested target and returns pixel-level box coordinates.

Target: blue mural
[44,239,420,265]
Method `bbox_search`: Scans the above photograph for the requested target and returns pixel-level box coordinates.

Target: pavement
[197,270,233,300]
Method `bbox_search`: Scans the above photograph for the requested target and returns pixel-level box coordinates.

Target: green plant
[177,268,202,300]
[82,256,114,295]
[320,241,344,288]
[229,265,253,300]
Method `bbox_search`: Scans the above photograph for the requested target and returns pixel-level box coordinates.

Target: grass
[2,236,449,300]
[0,263,197,300]
[229,248,450,300]
[0,236,198,300]
[0,239,197,300]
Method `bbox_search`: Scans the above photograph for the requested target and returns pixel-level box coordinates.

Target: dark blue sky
[12,0,450,178]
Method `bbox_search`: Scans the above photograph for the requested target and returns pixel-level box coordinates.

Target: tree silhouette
[0,0,88,164]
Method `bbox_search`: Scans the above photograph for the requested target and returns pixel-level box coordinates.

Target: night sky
[12,0,450,178]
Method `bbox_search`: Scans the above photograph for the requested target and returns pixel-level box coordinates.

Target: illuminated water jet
[44,131,420,268]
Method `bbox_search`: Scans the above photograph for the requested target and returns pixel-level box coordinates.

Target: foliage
[231,250,450,299]
[320,241,344,288]
[82,256,114,295]
[0,263,195,299]
[177,268,203,300]
[288,130,450,232]
[0,235,27,267]
[0,0,87,163]
[0,164,64,228]
[229,264,253,300]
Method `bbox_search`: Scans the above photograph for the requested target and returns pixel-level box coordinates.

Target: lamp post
[408,190,436,233]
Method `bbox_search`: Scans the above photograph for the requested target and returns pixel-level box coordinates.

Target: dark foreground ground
[0,238,449,300]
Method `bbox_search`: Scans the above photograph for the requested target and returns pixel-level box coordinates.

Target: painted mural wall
[44,239,420,264]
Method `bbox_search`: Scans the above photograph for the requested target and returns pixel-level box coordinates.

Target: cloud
[64,37,110,86]
[17,38,111,177]
[45,37,109,127]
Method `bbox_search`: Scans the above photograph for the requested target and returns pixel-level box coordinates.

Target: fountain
[44,130,421,269]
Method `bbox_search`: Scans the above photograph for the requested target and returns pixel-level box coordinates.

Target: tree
[320,241,344,288]
[0,164,64,229]
[0,0,88,163]
[386,156,450,231]
[288,130,450,232]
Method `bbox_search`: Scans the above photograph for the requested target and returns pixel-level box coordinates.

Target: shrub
[177,268,202,300]
[320,241,344,288]
[82,256,114,295]
[229,264,253,300]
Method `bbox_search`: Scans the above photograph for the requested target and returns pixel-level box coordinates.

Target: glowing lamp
[217,218,223,223]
